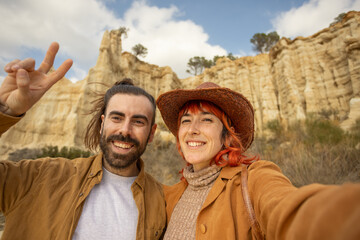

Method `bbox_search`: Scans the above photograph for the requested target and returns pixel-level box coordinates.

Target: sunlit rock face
[1,11,359,159]
[185,11,360,132]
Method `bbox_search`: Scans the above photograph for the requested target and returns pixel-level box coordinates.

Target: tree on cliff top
[186,54,237,76]
[186,56,212,76]
[132,44,148,58]
[213,53,236,63]
[330,12,346,26]
[250,31,280,53]
[118,26,129,38]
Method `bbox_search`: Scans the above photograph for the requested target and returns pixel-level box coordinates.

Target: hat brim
[156,86,254,150]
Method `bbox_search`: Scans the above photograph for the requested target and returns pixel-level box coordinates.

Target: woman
[156,82,360,240]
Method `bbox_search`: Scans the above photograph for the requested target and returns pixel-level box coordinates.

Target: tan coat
[0,113,166,239]
[164,161,360,240]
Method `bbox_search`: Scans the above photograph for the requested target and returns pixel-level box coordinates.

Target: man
[0,42,166,239]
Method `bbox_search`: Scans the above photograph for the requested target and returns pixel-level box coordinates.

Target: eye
[181,118,191,124]
[133,119,145,126]
[202,118,213,122]
[111,116,122,122]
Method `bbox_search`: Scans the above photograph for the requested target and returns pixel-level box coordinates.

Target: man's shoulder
[28,154,98,174]
[143,171,163,190]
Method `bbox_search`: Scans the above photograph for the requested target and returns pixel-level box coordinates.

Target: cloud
[120,1,227,78]
[0,0,227,80]
[272,0,360,38]
[0,0,121,80]
[1,0,120,56]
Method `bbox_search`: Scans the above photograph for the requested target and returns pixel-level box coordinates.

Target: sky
[0,0,359,82]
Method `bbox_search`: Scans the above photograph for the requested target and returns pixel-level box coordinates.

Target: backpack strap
[241,164,264,240]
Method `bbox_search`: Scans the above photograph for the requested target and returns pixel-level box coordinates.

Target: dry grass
[251,118,360,187]
[142,132,185,185]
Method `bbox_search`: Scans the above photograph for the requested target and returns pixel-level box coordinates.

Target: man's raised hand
[0,42,73,116]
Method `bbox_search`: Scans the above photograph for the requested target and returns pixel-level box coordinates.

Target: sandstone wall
[185,11,360,131]
[1,12,359,158]
[270,11,360,130]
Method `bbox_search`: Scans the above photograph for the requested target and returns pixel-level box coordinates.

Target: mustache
[106,134,139,146]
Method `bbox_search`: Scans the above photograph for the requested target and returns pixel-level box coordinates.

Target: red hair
[176,100,257,172]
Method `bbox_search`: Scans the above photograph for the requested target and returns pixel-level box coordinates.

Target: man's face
[100,94,156,174]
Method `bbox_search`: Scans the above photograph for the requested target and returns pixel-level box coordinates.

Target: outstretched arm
[0,42,73,116]
[249,161,360,240]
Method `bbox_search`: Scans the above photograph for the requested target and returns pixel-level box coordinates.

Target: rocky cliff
[184,11,360,132]
[1,11,359,159]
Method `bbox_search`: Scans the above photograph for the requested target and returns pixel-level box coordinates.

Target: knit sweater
[164,164,221,240]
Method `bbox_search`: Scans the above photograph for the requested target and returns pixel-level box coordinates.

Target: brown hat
[156,82,254,150]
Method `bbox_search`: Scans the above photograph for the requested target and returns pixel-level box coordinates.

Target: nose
[188,121,200,135]
[118,119,132,136]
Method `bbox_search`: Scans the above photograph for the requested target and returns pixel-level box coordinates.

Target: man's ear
[100,114,105,134]
[148,124,157,143]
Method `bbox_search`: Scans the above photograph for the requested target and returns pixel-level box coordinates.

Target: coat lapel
[200,165,243,210]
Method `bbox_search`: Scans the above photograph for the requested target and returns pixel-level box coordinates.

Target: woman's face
[178,109,224,171]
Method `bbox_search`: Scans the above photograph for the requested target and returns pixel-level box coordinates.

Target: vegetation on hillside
[251,117,360,187]
[8,146,91,161]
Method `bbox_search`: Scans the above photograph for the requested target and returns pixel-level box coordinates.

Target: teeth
[113,142,132,149]
[187,141,205,147]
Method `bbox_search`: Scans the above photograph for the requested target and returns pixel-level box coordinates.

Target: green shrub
[36,146,91,159]
[8,148,42,162]
[266,119,283,137]
[8,146,92,162]
[305,118,344,145]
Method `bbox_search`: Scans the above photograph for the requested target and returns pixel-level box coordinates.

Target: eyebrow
[108,111,149,123]
[182,111,213,117]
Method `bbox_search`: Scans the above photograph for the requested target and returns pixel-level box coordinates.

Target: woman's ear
[223,126,235,146]
[225,133,233,146]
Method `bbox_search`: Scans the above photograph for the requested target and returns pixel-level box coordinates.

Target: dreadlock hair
[84,78,156,151]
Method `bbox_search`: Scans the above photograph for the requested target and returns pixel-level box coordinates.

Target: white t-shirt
[72,168,138,240]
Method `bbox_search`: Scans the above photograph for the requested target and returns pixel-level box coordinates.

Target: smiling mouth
[187,141,205,147]
[113,141,134,149]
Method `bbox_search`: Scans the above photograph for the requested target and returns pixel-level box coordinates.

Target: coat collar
[219,165,243,180]
[133,158,146,191]
[201,165,243,210]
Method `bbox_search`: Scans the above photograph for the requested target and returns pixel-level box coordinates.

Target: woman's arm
[248,160,360,240]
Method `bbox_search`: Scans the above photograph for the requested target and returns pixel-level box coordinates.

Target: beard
[100,131,150,170]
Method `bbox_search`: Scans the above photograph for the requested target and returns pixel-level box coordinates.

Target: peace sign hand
[0,42,73,116]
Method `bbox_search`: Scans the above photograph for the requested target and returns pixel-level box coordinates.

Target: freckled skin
[178,110,224,171]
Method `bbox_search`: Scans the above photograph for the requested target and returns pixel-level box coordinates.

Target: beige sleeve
[0,111,23,137]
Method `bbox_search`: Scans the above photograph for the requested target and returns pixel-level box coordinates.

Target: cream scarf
[164,164,221,240]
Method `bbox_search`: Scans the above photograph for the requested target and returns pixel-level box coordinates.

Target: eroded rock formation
[1,11,359,160]
[185,11,360,132]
